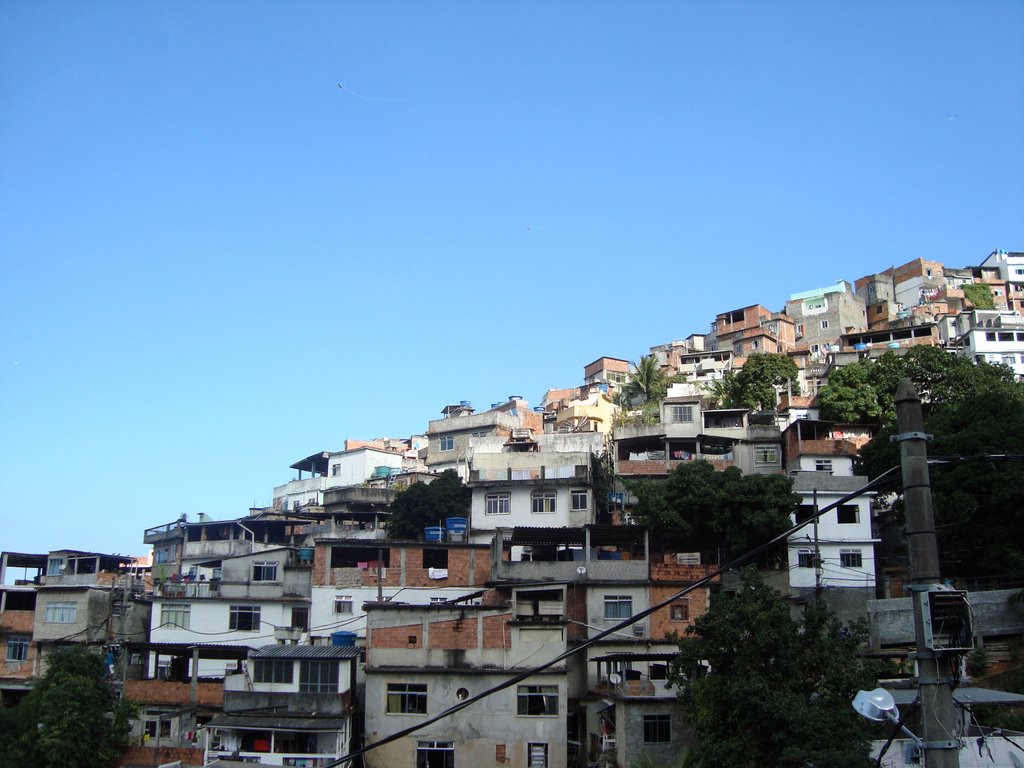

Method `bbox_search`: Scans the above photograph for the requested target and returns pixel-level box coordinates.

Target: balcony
[494,558,648,583]
[468,464,590,486]
[124,678,224,707]
[154,580,220,599]
[144,520,186,545]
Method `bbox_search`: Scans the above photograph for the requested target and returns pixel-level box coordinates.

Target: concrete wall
[868,588,1024,649]
[33,588,109,643]
[470,484,592,534]
[329,448,403,488]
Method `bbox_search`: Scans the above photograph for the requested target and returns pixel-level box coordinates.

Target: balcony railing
[154,580,219,598]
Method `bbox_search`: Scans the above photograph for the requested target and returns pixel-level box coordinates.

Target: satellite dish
[608,673,622,685]
[576,566,587,576]
[852,688,898,722]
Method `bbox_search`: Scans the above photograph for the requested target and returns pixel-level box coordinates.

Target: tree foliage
[703,354,799,410]
[963,283,996,310]
[622,355,669,406]
[385,469,470,540]
[818,346,1020,424]
[625,461,798,563]
[2,646,136,768]
[858,391,1024,579]
[670,569,881,768]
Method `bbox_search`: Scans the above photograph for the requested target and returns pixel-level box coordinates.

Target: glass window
[754,446,778,464]
[416,741,453,768]
[46,557,65,576]
[44,601,77,623]
[229,605,260,631]
[161,604,191,629]
[836,505,859,524]
[528,743,549,767]
[387,683,428,714]
[670,603,689,621]
[517,685,558,716]
[840,549,863,568]
[252,562,278,581]
[439,436,455,452]
[814,459,833,472]
[603,595,632,620]
[670,405,693,423]
[643,714,671,743]
[299,660,339,693]
[6,635,29,662]
[291,607,309,631]
[334,595,353,614]
[531,491,556,514]
[485,493,510,515]
[570,489,588,512]
[253,659,293,684]
[797,549,815,568]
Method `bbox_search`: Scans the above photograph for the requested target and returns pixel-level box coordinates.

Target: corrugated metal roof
[207,713,347,731]
[251,644,362,660]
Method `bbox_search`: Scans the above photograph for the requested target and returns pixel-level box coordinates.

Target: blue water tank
[331,631,356,647]
[424,526,445,542]
[853,343,868,351]
[445,517,469,534]
[888,342,900,349]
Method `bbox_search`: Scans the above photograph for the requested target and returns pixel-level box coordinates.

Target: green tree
[670,569,880,768]
[817,346,1020,425]
[858,390,1024,579]
[625,461,798,563]
[622,355,669,406]
[4,646,136,768]
[963,283,996,310]
[729,353,801,410]
[385,469,471,540]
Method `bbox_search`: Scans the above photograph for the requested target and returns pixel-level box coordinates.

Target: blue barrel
[298,547,314,562]
[445,517,468,535]
[373,465,391,477]
[888,342,900,349]
[424,526,445,542]
[331,631,356,647]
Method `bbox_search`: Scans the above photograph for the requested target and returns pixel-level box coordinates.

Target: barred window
[643,714,671,743]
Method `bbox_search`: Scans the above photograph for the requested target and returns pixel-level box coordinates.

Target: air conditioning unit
[675,552,701,565]
[632,623,647,638]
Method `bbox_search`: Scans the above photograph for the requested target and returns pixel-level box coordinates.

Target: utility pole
[894,379,959,768]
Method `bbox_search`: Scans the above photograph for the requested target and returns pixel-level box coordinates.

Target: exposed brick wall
[120,745,204,768]
[370,623,422,649]
[482,614,511,649]
[648,585,710,640]
[123,679,223,706]
[427,617,478,650]
[0,610,35,633]
[312,545,328,586]
[650,563,720,583]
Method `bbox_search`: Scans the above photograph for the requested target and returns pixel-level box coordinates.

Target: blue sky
[1,1,1021,559]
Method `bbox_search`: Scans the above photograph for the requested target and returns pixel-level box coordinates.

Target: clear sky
[1,1,1021,559]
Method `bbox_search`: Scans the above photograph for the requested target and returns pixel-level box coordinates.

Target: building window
[46,557,65,576]
[840,549,863,568]
[252,561,278,582]
[1004,355,1017,366]
[528,743,549,767]
[754,446,778,464]
[253,659,293,684]
[331,464,341,476]
[422,548,448,569]
[750,339,760,349]
[670,405,693,423]
[485,493,511,515]
[387,683,428,714]
[531,491,557,514]
[161,604,191,629]
[439,436,455,452]
[570,489,588,512]
[517,685,558,716]
[299,660,339,693]
[986,331,997,342]
[643,714,672,744]
[670,603,689,621]
[44,601,76,623]
[820,320,829,329]
[837,505,859,524]
[604,595,632,620]
[797,549,815,568]
[229,605,261,631]
[291,607,309,631]
[796,323,805,336]
[814,459,833,473]
[416,741,453,768]
[334,595,353,614]
[5,635,29,662]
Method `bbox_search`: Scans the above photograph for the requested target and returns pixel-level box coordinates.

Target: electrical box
[917,587,973,653]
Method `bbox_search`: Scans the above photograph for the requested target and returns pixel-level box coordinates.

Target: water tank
[853,343,868,351]
[445,517,469,535]
[297,547,314,563]
[460,400,472,408]
[373,465,391,477]
[331,631,357,647]
[508,395,523,401]
[424,526,445,542]
[888,342,900,349]
[533,406,545,413]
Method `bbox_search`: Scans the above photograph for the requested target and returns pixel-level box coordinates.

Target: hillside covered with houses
[3,248,1024,768]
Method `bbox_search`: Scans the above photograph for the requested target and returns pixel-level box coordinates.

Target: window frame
[485,492,511,515]
[252,561,279,582]
[161,603,191,629]
[814,459,833,473]
[44,601,77,623]
[253,659,294,684]
[228,605,261,631]
[603,594,633,620]
[299,660,339,693]
[387,682,428,714]
[527,743,549,768]
[416,741,453,768]
[439,435,455,452]
[570,489,588,512]
[669,603,689,622]
[334,595,353,614]
[517,684,559,716]
[669,404,694,423]
[531,490,557,514]
[5,635,29,662]
[836,504,859,524]
[643,713,672,744]
[839,549,863,568]
[753,445,778,465]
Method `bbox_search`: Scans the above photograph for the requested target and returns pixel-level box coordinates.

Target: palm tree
[622,355,667,405]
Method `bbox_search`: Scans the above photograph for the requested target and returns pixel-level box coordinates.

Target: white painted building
[946,309,1024,379]
[273,447,406,511]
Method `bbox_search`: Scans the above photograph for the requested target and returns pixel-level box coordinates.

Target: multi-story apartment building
[583,356,631,393]
[425,399,543,478]
[466,432,605,542]
[785,281,867,358]
[708,304,796,358]
[976,250,1024,312]
[613,383,783,479]
[273,445,410,512]
[945,309,1024,379]
[541,384,618,434]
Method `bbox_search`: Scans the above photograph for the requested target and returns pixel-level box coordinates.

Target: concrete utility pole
[894,379,959,768]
